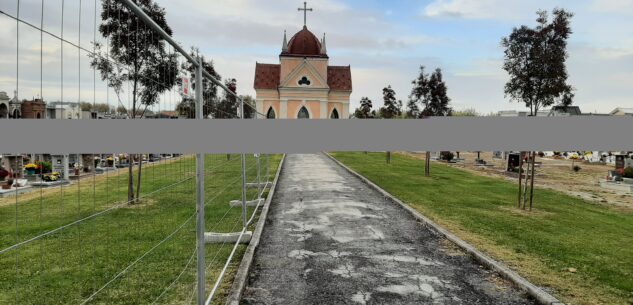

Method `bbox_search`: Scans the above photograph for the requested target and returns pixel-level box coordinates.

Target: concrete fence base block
[245,182,272,189]
[204,232,252,244]
[229,199,264,208]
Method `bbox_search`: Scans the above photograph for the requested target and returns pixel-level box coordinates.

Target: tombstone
[82,154,94,173]
[493,151,505,159]
[51,155,69,180]
[621,155,633,169]
[615,155,626,170]
[507,153,521,172]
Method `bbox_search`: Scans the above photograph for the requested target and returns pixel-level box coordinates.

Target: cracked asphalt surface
[242,154,536,305]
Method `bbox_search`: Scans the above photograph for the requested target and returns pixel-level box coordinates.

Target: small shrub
[538,152,545,158]
[573,165,581,172]
[624,167,633,179]
[440,151,454,162]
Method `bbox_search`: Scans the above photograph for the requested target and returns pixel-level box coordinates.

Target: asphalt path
[242,154,536,305]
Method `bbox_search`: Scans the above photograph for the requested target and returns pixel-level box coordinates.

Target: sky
[1,0,632,114]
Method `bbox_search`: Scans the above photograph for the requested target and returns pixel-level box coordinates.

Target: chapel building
[253,25,352,119]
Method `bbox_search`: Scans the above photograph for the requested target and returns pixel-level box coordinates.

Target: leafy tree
[95,103,114,113]
[213,78,239,118]
[91,0,178,203]
[405,99,420,118]
[409,65,453,176]
[379,85,402,119]
[239,95,256,119]
[80,102,93,112]
[353,97,374,119]
[177,47,221,118]
[116,105,127,115]
[501,9,574,116]
[452,108,479,117]
[502,9,574,210]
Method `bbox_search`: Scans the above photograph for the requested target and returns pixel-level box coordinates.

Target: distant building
[21,98,46,119]
[46,102,82,119]
[548,106,582,117]
[609,107,633,116]
[0,91,9,118]
[497,110,549,117]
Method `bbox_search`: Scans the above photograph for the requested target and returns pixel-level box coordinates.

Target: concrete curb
[226,154,286,305]
[324,152,564,305]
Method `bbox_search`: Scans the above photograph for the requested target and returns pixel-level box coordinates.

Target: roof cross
[298,2,313,27]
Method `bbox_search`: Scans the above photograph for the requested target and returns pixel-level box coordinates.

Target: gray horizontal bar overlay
[0,118,631,154]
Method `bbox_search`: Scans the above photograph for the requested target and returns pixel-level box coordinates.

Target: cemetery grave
[406,151,633,209]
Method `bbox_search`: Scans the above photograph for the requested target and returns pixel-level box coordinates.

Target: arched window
[330,108,339,119]
[12,109,21,119]
[266,107,276,119]
[297,106,310,119]
[36,112,41,119]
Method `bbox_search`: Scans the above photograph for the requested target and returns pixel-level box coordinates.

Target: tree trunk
[128,154,134,204]
[529,151,536,210]
[135,154,142,204]
[425,151,431,177]
[522,152,531,209]
[517,151,524,208]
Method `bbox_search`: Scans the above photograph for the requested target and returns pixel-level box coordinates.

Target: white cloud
[422,0,555,21]
[590,0,633,14]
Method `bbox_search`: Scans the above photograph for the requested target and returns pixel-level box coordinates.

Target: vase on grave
[2,179,13,189]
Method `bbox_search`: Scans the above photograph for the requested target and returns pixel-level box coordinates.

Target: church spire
[282,30,288,52]
[320,33,327,55]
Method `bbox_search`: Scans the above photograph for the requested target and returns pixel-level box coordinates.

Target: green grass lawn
[0,154,281,305]
[331,152,633,305]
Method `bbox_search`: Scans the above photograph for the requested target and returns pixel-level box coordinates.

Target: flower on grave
[35,161,52,172]
[25,163,38,170]
[0,168,9,179]
[107,157,114,161]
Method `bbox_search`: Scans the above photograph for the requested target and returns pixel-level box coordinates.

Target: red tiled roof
[327,66,352,91]
[282,26,326,58]
[254,64,352,92]
[254,63,280,90]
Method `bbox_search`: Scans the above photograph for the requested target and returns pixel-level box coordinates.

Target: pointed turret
[320,33,327,55]
[282,30,288,53]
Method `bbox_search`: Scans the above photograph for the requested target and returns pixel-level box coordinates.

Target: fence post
[266,154,270,182]
[240,97,248,229]
[195,56,205,305]
[257,154,262,198]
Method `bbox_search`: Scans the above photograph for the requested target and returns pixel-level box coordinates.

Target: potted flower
[24,163,38,175]
[0,167,9,182]
[35,161,52,174]
[2,170,13,189]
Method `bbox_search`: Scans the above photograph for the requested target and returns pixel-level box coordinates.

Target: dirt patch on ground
[404,151,633,210]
